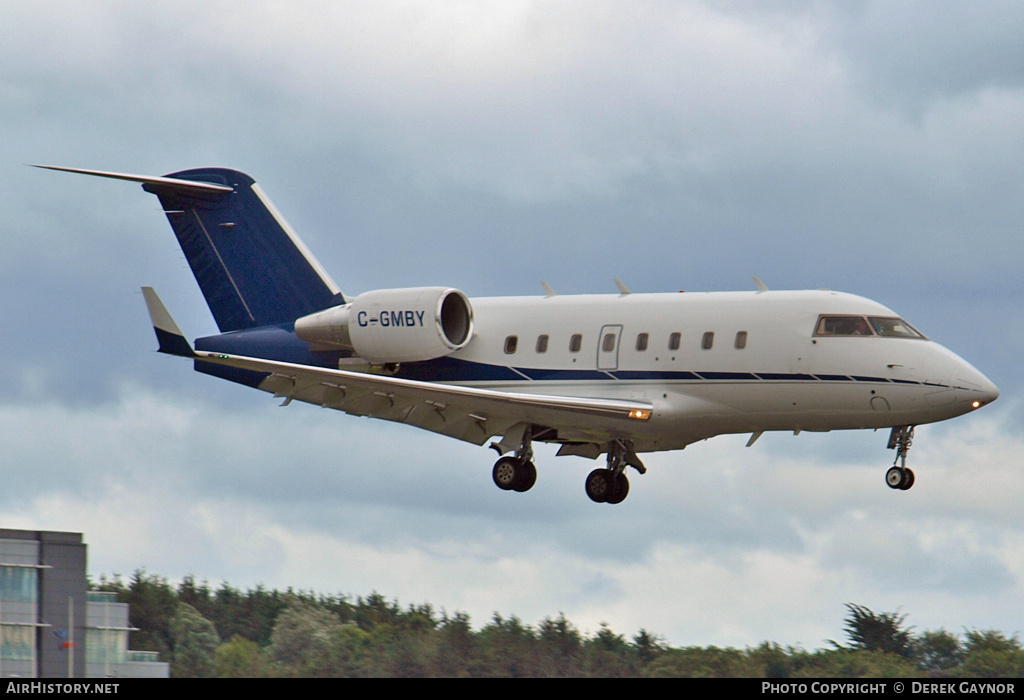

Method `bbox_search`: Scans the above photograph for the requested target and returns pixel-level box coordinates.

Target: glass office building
[0,529,167,678]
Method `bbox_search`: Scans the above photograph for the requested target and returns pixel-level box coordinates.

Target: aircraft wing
[193,350,654,446]
[142,286,652,446]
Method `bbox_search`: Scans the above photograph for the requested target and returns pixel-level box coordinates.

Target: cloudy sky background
[1,1,1022,649]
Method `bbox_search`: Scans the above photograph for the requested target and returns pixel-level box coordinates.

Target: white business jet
[37,166,999,504]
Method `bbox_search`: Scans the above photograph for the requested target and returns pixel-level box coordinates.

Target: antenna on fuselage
[541,281,557,298]
[753,276,769,293]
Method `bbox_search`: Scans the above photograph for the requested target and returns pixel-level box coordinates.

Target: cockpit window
[815,316,872,336]
[814,315,926,340]
[867,317,926,339]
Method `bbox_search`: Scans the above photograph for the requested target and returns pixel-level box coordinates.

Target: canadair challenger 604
[38,165,999,504]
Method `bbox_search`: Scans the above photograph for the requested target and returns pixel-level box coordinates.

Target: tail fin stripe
[189,206,256,325]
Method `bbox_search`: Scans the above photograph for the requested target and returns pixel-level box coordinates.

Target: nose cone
[955,362,999,409]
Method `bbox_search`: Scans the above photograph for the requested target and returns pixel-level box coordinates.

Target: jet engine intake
[294,287,473,363]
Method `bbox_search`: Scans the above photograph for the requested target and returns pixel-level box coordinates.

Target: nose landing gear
[885,425,915,490]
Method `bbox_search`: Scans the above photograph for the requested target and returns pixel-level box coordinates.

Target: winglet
[142,287,195,357]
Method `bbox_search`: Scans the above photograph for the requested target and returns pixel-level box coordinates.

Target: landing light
[629,409,652,421]
[972,401,982,409]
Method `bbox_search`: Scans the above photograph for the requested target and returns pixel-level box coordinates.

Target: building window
[536,335,549,353]
[0,625,34,661]
[669,332,681,351]
[636,333,649,351]
[735,331,748,349]
[569,334,582,352]
[701,332,714,350]
[86,628,128,665]
[504,335,518,354]
[0,566,37,603]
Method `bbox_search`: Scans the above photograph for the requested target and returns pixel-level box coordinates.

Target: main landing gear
[885,425,916,491]
[490,429,647,504]
[585,439,646,505]
[492,455,537,493]
[491,427,538,493]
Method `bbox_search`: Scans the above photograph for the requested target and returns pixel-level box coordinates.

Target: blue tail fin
[143,168,344,332]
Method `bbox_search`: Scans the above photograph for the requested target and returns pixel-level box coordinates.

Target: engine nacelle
[294,287,474,363]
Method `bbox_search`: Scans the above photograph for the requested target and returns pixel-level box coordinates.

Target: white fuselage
[442,289,997,452]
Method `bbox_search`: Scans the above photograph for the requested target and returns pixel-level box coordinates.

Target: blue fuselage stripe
[192,326,952,390]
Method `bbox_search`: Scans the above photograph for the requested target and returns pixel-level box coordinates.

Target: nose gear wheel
[885,426,916,491]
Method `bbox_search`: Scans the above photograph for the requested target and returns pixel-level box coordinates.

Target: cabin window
[735,331,748,349]
[504,335,518,354]
[668,332,681,351]
[569,334,582,352]
[636,333,649,351]
[536,335,549,353]
[701,332,714,350]
[602,333,617,352]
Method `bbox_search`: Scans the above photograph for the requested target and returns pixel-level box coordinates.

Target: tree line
[91,572,1023,678]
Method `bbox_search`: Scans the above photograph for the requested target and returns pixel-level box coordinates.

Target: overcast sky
[1,1,1022,650]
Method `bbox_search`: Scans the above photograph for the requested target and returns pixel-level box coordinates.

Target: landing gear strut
[491,426,539,493]
[885,425,916,490]
[585,439,645,504]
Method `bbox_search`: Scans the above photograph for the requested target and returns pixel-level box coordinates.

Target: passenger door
[597,324,623,370]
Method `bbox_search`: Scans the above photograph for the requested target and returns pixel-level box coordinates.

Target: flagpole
[67,597,73,678]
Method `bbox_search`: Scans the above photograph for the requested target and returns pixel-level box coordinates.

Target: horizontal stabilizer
[141,287,194,357]
[31,165,235,193]
[37,164,345,331]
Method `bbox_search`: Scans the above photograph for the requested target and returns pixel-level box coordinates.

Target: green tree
[170,602,221,678]
[328,623,372,677]
[477,614,538,677]
[632,628,666,669]
[793,648,918,678]
[841,604,913,658]
[749,641,793,678]
[913,629,963,675]
[955,630,1024,678]
[582,623,633,677]
[644,646,759,678]
[536,613,583,677]
[268,600,343,676]
[434,611,476,677]
[214,635,266,678]
[102,570,178,661]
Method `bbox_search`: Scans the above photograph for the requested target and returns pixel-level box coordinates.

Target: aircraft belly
[255,369,972,453]
[658,380,964,434]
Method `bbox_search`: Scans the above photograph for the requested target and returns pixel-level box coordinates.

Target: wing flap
[194,350,653,445]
